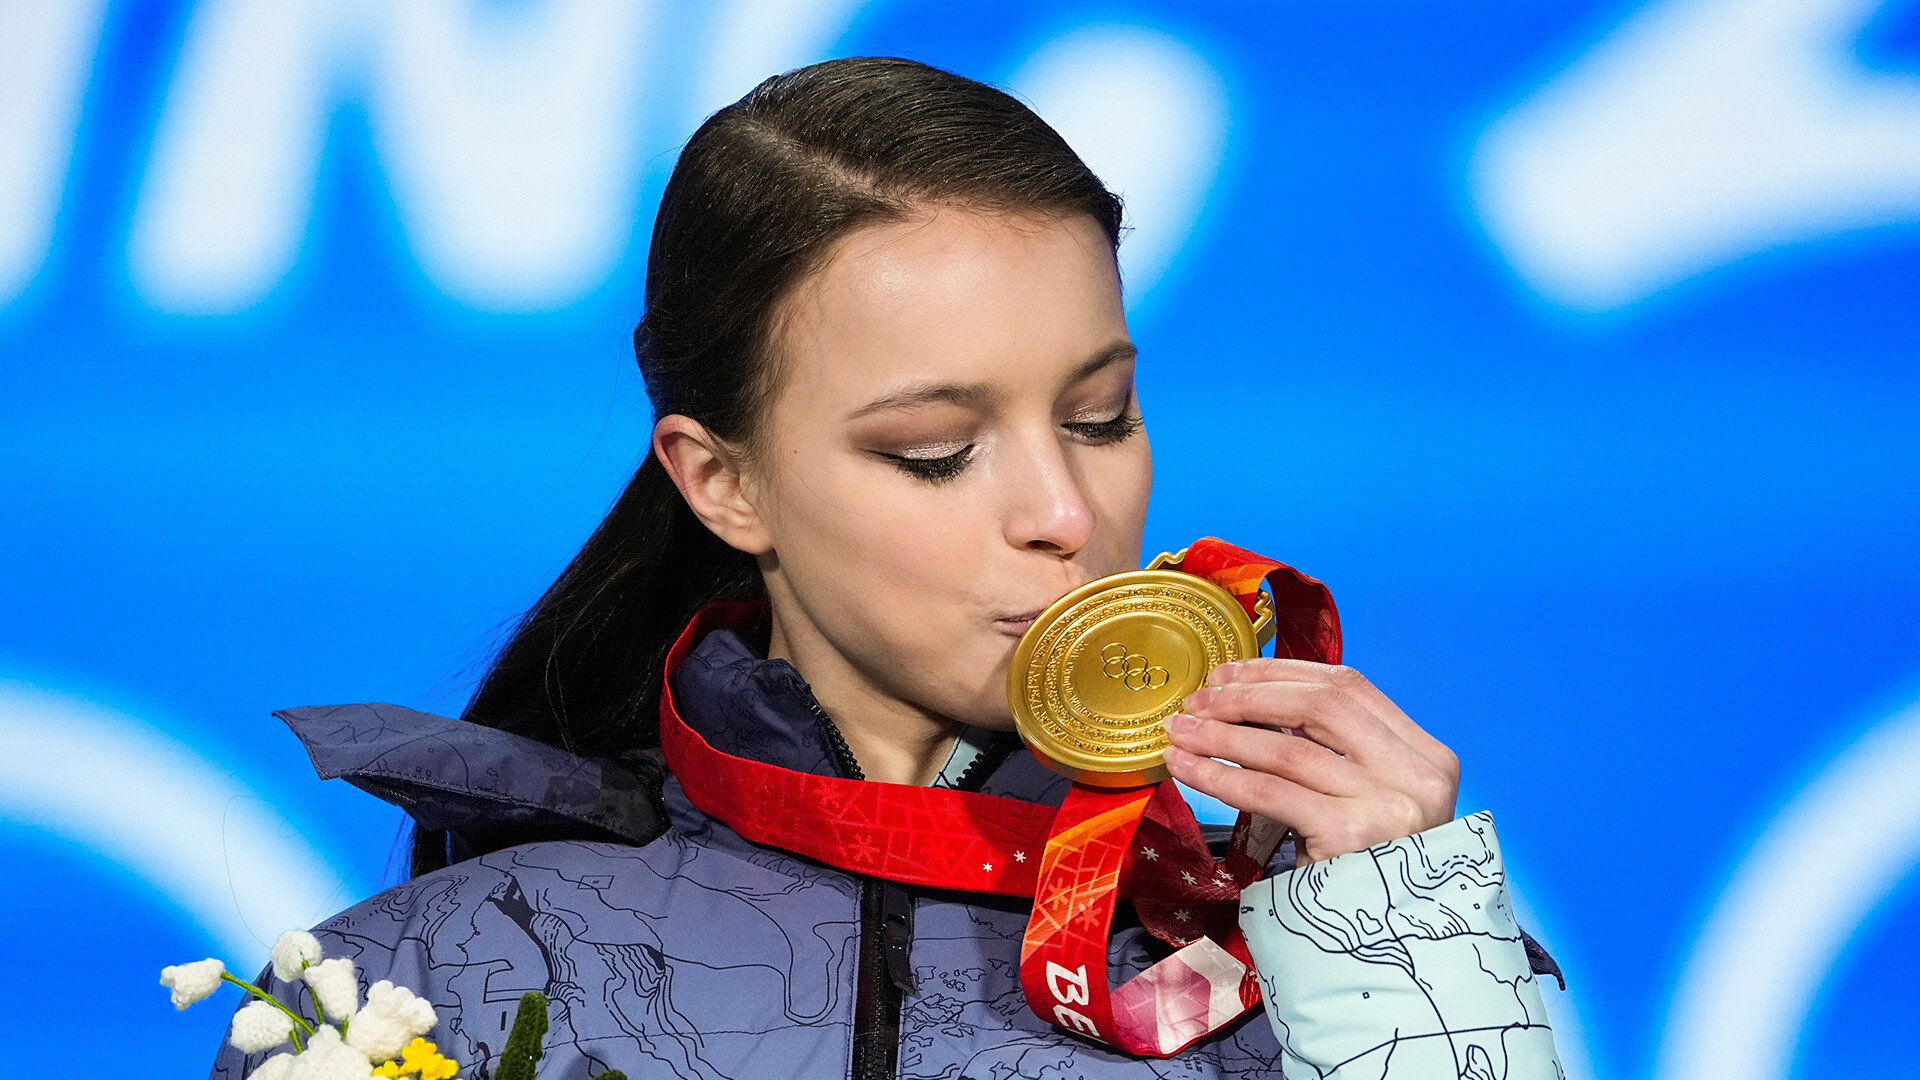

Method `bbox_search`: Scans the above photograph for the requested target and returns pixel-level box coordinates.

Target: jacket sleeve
[1237,811,1564,1078]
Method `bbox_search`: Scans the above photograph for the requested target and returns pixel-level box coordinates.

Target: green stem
[221,971,316,1050]
[305,963,330,1029]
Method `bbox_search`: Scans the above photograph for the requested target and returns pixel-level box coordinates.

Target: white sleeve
[1237,811,1565,1078]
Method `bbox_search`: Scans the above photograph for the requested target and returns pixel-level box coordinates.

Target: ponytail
[408,456,760,874]
[461,453,761,751]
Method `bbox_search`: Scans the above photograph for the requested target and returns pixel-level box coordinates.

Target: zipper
[852,878,914,1079]
[808,695,909,1079]
[809,695,1015,1079]
[945,731,1018,792]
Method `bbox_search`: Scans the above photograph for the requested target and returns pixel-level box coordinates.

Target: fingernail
[1164,712,1198,735]
[1207,662,1242,687]
[1184,688,1214,712]
[1162,745,1195,770]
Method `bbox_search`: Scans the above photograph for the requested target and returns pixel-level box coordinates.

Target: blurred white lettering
[0,680,359,969]
[129,0,657,314]
[686,0,867,133]
[0,0,109,305]
[1655,695,1920,1080]
[1472,0,1920,311]
[115,3,1215,317]
[1010,26,1229,309]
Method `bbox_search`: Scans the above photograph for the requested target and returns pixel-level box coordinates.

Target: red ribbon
[659,538,1338,1057]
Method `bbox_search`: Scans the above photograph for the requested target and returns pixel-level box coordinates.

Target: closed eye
[879,446,974,482]
[1064,413,1144,444]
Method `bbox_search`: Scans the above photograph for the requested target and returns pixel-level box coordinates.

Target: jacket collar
[282,615,1069,846]
[665,611,1068,803]
[275,700,667,845]
[668,626,848,780]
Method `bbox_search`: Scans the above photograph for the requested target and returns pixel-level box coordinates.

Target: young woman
[215,58,1564,1079]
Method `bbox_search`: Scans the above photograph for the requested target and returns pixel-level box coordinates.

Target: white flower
[343,980,438,1062]
[271,930,324,982]
[301,956,360,1021]
[159,958,226,1009]
[285,1026,373,1080]
[228,999,294,1053]
[252,1052,296,1080]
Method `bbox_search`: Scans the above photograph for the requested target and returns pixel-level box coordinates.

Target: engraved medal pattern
[1013,573,1256,780]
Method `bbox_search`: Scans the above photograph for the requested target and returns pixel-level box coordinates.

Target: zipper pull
[879,881,916,994]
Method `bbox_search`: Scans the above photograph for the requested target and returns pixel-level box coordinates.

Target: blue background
[3,1,1916,1076]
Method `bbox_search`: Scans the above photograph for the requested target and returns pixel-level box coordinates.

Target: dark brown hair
[414,57,1122,873]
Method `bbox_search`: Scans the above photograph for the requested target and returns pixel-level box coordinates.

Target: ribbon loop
[1018,782,1265,1056]
[1171,536,1342,667]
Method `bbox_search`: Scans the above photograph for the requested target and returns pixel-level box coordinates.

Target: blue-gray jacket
[213,625,1566,1078]
[212,627,1295,1079]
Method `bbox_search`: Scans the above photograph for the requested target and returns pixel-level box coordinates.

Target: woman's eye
[880,446,974,482]
[1064,412,1144,445]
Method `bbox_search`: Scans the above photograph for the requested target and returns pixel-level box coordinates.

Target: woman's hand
[1161,659,1460,866]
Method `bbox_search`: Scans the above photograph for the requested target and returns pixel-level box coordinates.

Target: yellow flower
[365,1038,457,1079]
[399,1037,459,1080]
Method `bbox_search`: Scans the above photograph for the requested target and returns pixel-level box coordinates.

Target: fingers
[1163,712,1366,796]
[1184,679,1419,777]
[1212,659,1452,762]
[1203,659,1460,783]
[1165,736,1435,864]
[1212,660,1422,746]
[1162,743,1338,825]
[1170,659,1461,863]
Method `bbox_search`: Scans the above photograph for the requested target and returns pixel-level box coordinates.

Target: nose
[1002,433,1096,557]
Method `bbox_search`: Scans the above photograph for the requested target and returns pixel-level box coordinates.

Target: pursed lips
[993,569,1112,636]
[994,609,1046,636]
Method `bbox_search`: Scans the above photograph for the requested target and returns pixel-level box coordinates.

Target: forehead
[772,206,1126,408]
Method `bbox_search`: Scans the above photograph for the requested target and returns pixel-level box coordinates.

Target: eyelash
[885,447,974,482]
[1065,413,1145,445]
[881,412,1144,483]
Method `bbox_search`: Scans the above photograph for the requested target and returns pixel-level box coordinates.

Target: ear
[652,414,773,555]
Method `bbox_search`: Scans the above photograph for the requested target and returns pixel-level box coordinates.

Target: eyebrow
[843,340,1138,421]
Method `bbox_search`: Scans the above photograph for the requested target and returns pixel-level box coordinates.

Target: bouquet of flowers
[162,930,624,1080]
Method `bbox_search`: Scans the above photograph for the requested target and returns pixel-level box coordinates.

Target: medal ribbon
[1016,538,1341,1055]
[659,538,1338,1058]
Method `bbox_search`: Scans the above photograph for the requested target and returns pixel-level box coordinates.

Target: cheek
[1090,443,1153,548]
[782,463,980,569]
[1124,449,1153,518]
[773,468,1019,719]
[766,457,981,628]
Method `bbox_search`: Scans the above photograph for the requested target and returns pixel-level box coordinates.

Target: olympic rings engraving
[1018,581,1244,763]
[1100,642,1169,691]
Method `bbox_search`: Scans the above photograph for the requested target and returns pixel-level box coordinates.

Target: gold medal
[1008,549,1277,787]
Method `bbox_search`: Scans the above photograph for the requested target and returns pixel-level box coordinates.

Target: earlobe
[652,415,773,555]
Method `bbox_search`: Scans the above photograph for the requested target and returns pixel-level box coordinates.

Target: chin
[966,711,1019,733]
[938,673,1019,732]
[914,639,1020,730]
[935,681,1017,731]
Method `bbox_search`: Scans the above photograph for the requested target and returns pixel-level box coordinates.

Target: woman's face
[744,206,1150,732]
